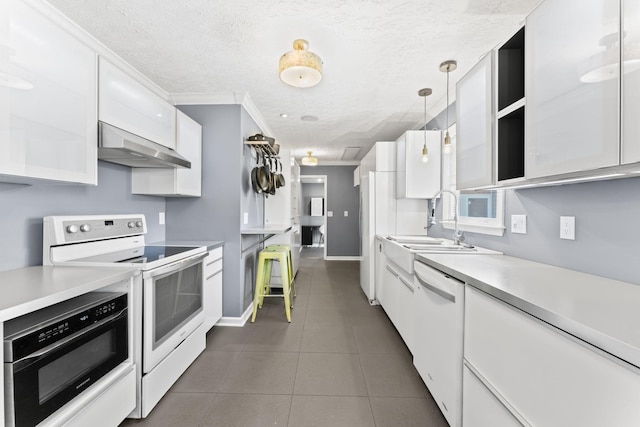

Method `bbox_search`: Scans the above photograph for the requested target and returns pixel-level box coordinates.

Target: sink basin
[403,244,477,253]
[386,235,442,245]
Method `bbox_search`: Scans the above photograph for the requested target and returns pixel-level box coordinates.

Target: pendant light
[418,88,432,163]
[301,151,318,166]
[279,39,323,88]
[440,60,457,154]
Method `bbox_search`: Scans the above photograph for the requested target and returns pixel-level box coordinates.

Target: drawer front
[207,247,223,261]
[205,259,223,277]
[462,365,520,427]
[464,286,640,426]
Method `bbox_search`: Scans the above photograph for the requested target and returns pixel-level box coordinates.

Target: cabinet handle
[385,265,399,277]
[415,274,456,303]
[399,276,414,292]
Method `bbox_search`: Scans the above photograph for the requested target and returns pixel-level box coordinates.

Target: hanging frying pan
[276,158,286,188]
[251,148,263,194]
[257,149,271,193]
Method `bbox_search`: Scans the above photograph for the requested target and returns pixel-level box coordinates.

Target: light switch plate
[159,212,165,225]
[560,216,575,240]
[344,211,349,217]
[328,211,333,217]
[511,214,527,234]
[243,212,249,225]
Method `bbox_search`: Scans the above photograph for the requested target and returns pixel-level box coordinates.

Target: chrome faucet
[431,189,464,245]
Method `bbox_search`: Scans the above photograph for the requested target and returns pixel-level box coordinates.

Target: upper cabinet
[622,0,640,164]
[132,110,202,197]
[98,57,176,150]
[456,52,494,190]
[396,131,441,198]
[0,0,97,185]
[525,0,619,178]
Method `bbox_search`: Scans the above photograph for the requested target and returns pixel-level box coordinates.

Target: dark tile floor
[121,248,448,426]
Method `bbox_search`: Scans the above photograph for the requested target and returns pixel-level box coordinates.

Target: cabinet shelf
[497,27,525,111]
[497,106,525,182]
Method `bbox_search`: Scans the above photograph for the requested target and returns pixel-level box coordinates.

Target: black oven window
[38,330,115,404]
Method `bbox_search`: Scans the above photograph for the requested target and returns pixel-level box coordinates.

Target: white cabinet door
[622,0,640,164]
[0,0,97,184]
[374,239,387,307]
[456,52,494,190]
[381,262,399,323]
[99,57,176,149]
[396,272,415,353]
[131,110,202,196]
[396,131,441,198]
[465,286,640,427]
[462,365,521,427]
[203,247,223,331]
[526,0,619,178]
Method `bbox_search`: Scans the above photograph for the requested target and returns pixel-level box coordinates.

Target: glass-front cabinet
[0,0,97,184]
[525,0,619,178]
[622,0,640,164]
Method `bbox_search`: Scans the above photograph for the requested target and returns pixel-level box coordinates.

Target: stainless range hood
[98,122,191,168]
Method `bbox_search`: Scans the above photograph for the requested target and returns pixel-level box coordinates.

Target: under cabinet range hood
[98,122,191,168]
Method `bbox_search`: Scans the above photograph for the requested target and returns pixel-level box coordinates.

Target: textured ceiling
[48,0,541,163]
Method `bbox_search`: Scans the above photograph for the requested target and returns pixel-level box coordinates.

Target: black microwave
[3,292,128,427]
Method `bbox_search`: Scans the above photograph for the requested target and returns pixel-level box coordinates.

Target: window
[440,125,505,236]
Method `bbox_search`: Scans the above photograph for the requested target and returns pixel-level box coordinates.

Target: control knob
[135,220,143,228]
[66,225,79,233]
[80,224,91,232]
[127,221,136,228]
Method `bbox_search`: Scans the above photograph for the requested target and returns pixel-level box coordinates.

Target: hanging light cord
[446,68,450,131]
[424,93,427,148]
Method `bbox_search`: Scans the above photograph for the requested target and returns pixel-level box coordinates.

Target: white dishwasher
[413,260,465,427]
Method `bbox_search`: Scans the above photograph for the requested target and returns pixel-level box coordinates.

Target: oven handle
[142,252,207,280]
[12,308,127,369]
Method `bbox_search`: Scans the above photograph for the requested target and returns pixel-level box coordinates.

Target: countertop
[0,266,138,321]
[415,253,640,369]
[241,225,292,235]
[151,240,224,251]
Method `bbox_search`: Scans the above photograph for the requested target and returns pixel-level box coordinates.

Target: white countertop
[241,225,292,235]
[0,266,138,321]
[415,253,640,369]
[150,240,224,251]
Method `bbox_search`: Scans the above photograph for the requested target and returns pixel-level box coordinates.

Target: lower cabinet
[462,365,520,427]
[380,260,415,354]
[464,285,640,426]
[203,247,223,331]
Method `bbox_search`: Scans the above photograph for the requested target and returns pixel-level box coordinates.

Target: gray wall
[0,162,166,272]
[301,166,360,257]
[429,176,640,285]
[167,104,263,317]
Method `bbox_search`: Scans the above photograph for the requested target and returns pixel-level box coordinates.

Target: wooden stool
[251,247,294,323]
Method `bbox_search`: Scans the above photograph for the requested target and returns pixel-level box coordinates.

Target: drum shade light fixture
[301,151,318,166]
[440,60,457,154]
[279,39,323,88]
[418,88,433,163]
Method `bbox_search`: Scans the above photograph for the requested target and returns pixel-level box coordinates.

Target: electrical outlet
[511,215,527,234]
[344,211,349,217]
[560,216,575,240]
[159,212,165,225]
[328,211,333,217]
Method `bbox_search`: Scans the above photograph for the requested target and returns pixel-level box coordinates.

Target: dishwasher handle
[415,274,456,303]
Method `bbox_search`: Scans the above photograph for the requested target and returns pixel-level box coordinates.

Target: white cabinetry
[132,111,202,196]
[413,261,464,427]
[464,285,640,426]
[525,0,619,178]
[98,57,176,149]
[462,365,520,427]
[0,0,97,185]
[622,0,640,164]
[396,131,441,198]
[374,238,387,307]
[456,52,494,190]
[203,247,223,331]
[380,260,415,353]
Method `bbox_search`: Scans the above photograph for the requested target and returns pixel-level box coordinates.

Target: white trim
[442,221,506,237]
[325,256,362,261]
[169,91,276,141]
[215,304,253,327]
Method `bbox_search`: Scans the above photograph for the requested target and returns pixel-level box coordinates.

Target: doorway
[300,175,327,259]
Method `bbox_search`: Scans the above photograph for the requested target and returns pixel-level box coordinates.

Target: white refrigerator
[360,170,396,303]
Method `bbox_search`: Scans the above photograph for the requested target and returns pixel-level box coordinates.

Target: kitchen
[1,0,640,426]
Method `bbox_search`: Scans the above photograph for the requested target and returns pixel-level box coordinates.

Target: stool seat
[251,245,296,323]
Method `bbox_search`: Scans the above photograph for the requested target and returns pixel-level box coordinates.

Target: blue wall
[0,161,166,271]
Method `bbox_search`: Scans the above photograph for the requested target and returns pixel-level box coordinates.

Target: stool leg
[287,250,295,298]
[251,255,267,323]
[261,259,273,307]
[280,255,292,322]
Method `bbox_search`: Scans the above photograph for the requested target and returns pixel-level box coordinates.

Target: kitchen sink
[385,235,443,245]
[402,244,477,253]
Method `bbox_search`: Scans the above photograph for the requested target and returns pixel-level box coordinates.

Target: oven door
[4,308,128,427]
[142,252,206,372]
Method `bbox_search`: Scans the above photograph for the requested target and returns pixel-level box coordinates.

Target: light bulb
[421,145,429,163]
[443,131,452,154]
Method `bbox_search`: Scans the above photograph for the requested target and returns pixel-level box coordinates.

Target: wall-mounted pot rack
[244,140,280,157]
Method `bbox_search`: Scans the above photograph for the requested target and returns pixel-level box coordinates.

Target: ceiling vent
[341,147,361,160]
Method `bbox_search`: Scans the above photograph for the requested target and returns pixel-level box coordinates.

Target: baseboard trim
[324,256,362,261]
[216,304,253,327]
